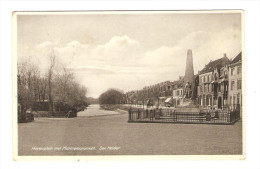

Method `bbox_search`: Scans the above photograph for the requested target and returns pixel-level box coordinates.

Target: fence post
[155,109,160,120]
[128,107,132,121]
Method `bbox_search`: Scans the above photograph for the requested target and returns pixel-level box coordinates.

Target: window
[176,90,179,96]
[220,69,223,77]
[237,94,240,105]
[231,68,235,76]
[237,66,242,74]
[168,86,170,90]
[203,76,205,83]
[224,71,227,78]
[209,75,211,82]
[230,96,232,104]
[237,80,242,90]
[231,81,235,90]
[233,96,236,104]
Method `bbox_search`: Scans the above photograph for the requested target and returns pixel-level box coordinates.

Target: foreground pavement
[18,113,242,156]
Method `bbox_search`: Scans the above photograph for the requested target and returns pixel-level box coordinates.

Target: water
[77,104,119,117]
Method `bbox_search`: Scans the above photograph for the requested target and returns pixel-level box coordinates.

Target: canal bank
[77,104,128,117]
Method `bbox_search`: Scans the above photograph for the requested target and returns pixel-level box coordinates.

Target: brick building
[197,54,230,109]
[125,81,174,107]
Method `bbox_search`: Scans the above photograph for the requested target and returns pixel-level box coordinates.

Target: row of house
[125,51,242,111]
[197,52,242,110]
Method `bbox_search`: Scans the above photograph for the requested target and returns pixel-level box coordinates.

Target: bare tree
[18,61,40,120]
[47,49,56,116]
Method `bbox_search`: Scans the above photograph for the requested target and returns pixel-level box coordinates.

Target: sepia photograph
[13,10,244,159]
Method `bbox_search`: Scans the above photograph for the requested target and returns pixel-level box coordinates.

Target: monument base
[175,99,200,112]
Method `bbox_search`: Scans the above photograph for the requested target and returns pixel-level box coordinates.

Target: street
[18,105,242,156]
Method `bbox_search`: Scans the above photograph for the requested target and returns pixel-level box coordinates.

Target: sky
[17,12,242,98]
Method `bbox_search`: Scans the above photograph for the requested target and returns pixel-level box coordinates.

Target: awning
[164,97,172,103]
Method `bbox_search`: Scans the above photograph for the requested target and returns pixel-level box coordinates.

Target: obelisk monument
[184,49,195,98]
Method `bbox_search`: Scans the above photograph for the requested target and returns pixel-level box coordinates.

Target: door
[218,97,222,109]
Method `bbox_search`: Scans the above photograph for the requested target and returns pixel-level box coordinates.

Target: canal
[77,104,119,117]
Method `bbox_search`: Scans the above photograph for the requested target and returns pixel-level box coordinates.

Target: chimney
[224,53,227,58]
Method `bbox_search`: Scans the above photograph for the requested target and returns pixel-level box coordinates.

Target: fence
[128,105,241,124]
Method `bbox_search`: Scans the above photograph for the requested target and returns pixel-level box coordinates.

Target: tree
[18,61,40,120]
[18,50,88,118]
[47,48,56,116]
[99,89,125,105]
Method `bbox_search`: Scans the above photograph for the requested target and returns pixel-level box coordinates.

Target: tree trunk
[48,71,54,116]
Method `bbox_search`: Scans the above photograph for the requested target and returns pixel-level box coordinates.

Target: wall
[228,63,242,107]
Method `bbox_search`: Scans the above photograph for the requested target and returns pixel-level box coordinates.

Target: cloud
[36,41,57,50]
[67,66,116,75]
[91,35,143,65]
[18,30,241,97]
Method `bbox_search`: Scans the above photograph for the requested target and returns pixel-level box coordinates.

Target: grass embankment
[100,104,145,114]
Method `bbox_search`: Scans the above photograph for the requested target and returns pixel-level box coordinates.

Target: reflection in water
[77,104,119,117]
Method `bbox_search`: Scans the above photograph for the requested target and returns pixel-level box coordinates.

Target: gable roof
[230,52,242,64]
[172,77,185,89]
[199,56,230,74]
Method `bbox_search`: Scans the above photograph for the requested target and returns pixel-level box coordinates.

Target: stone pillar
[184,49,195,98]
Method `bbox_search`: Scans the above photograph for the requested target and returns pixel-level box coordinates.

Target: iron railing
[128,104,241,124]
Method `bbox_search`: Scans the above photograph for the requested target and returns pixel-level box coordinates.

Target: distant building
[126,49,198,107]
[197,54,230,109]
[125,91,138,104]
[228,52,242,112]
[172,77,184,106]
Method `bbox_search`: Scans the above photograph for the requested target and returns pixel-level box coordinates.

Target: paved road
[18,106,242,156]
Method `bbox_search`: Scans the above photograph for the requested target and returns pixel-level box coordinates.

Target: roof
[199,56,230,74]
[172,77,184,89]
[230,52,242,64]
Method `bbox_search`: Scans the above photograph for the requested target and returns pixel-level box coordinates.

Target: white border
[11,10,246,161]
